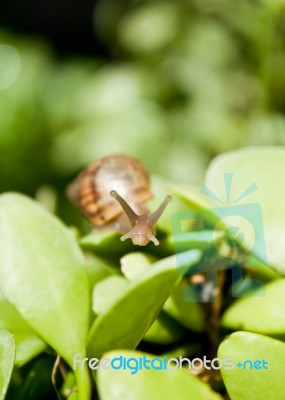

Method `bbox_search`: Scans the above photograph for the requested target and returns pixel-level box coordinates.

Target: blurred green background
[1,0,285,226]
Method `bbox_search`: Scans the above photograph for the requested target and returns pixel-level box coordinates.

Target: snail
[67,154,172,246]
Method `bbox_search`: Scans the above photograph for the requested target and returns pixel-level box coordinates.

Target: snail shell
[67,154,152,226]
[67,154,171,246]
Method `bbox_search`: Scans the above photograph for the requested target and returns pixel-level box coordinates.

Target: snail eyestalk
[147,195,172,225]
[110,190,138,225]
[110,190,172,246]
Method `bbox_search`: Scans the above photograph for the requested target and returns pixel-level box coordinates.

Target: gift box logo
[172,173,267,302]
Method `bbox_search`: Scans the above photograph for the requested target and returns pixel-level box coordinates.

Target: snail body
[67,154,171,246]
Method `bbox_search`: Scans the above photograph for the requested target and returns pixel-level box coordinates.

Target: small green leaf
[120,252,154,280]
[92,275,129,315]
[120,251,204,334]
[80,230,131,260]
[0,193,91,400]
[218,331,285,400]
[165,230,215,254]
[87,250,201,358]
[143,312,186,344]
[121,252,204,333]
[97,349,222,400]
[244,253,281,282]
[85,254,119,290]
[222,279,285,335]
[60,371,76,400]
[14,334,46,368]
[0,291,46,367]
[164,279,205,332]
[0,329,15,400]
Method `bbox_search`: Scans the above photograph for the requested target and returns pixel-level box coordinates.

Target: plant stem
[74,362,91,400]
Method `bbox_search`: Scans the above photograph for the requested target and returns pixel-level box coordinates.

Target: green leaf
[0,291,46,367]
[163,279,205,332]
[143,312,186,344]
[0,193,91,400]
[164,230,215,254]
[205,147,285,273]
[121,252,204,335]
[84,254,119,290]
[80,230,131,260]
[97,349,222,400]
[218,331,285,400]
[243,253,280,282]
[120,252,155,280]
[14,334,46,368]
[92,275,129,315]
[222,279,285,335]
[0,329,15,400]
[120,252,203,337]
[87,250,201,358]
[60,371,76,400]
